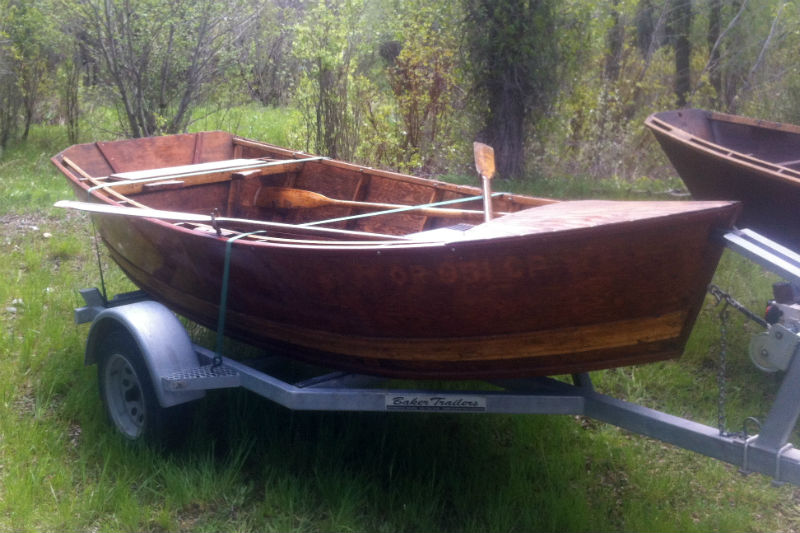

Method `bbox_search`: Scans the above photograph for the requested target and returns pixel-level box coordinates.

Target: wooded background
[1,0,797,180]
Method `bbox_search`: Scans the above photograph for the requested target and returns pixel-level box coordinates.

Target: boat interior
[56,132,554,243]
[648,109,800,172]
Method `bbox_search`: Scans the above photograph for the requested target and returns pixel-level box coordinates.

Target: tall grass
[2,108,800,531]
[188,104,300,149]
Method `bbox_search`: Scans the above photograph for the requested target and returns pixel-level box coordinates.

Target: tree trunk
[673,0,692,107]
[605,0,624,82]
[707,0,722,105]
[466,0,557,179]
[487,69,526,178]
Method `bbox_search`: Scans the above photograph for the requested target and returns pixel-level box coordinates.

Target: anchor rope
[214,230,267,367]
[89,217,108,303]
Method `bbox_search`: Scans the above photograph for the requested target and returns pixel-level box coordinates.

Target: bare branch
[736,2,787,105]
[693,0,749,95]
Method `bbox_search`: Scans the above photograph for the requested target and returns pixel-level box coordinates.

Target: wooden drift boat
[646,108,800,249]
[52,132,739,379]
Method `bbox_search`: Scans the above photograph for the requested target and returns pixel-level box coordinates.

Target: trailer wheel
[97,329,190,446]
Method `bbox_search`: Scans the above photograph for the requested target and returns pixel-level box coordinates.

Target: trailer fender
[85,300,205,408]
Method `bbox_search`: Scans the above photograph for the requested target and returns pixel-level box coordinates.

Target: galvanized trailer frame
[75,228,800,486]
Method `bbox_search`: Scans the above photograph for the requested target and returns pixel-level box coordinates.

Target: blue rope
[214,230,266,366]
[300,192,506,227]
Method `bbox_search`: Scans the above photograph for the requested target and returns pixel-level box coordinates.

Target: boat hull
[53,132,739,379]
[647,108,800,249]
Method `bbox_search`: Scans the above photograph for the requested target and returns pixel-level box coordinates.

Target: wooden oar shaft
[61,157,148,208]
[54,200,411,241]
[62,156,94,181]
[257,187,497,219]
[474,142,496,222]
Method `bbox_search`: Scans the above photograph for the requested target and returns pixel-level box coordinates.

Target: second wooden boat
[52,132,739,379]
[646,108,800,249]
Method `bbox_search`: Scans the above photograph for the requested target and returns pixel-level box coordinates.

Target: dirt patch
[2,210,90,245]
[1,212,50,233]
[2,210,87,230]
[11,382,36,418]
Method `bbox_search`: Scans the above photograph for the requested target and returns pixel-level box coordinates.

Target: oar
[61,156,148,208]
[473,142,496,222]
[53,200,412,241]
[255,187,498,219]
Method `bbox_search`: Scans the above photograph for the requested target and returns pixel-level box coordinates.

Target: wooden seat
[101,158,318,196]
[109,159,266,181]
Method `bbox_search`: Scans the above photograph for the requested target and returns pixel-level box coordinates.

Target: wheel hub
[103,353,146,438]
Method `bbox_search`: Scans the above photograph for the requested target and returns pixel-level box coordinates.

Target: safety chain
[714,294,734,436]
[708,284,767,437]
[708,284,767,329]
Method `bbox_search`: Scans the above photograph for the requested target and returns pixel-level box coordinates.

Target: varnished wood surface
[647,108,800,250]
[53,131,740,378]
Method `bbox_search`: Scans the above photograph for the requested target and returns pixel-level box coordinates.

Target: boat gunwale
[89,198,738,257]
[54,158,738,252]
[51,135,554,247]
[646,110,800,186]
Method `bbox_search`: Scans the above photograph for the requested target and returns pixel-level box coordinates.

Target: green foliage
[463,0,560,178]
[290,0,466,173]
[0,0,60,148]
[5,0,800,187]
[704,0,787,113]
[733,2,800,122]
[188,104,300,148]
[236,0,305,107]
[60,0,250,137]
[59,54,81,145]
[291,0,368,160]
[381,0,462,172]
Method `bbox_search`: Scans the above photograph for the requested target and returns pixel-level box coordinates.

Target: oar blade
[473,142,496,180]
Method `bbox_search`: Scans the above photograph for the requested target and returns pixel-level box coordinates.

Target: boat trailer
[74,228,800,486]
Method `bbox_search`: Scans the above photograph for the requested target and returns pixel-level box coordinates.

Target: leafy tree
[3,0,800,188]
[381,0,461,171]
[605,0,624,83]
[10,1,57,139]
[236,0,305,107]
[0,0,59,147]
[292,0,367,160]
[0,2,18,150]
[694,0,790,113]
[60,0,249,137]
[60,47,81,145]
[463,0,559,179]
[670,0,692,106]
[706,0,723,107]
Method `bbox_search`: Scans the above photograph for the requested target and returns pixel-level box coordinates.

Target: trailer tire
[97,329,191,447]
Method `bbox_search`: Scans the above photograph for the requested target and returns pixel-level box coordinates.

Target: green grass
[2,110,800,531]
[188,104,300,149]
